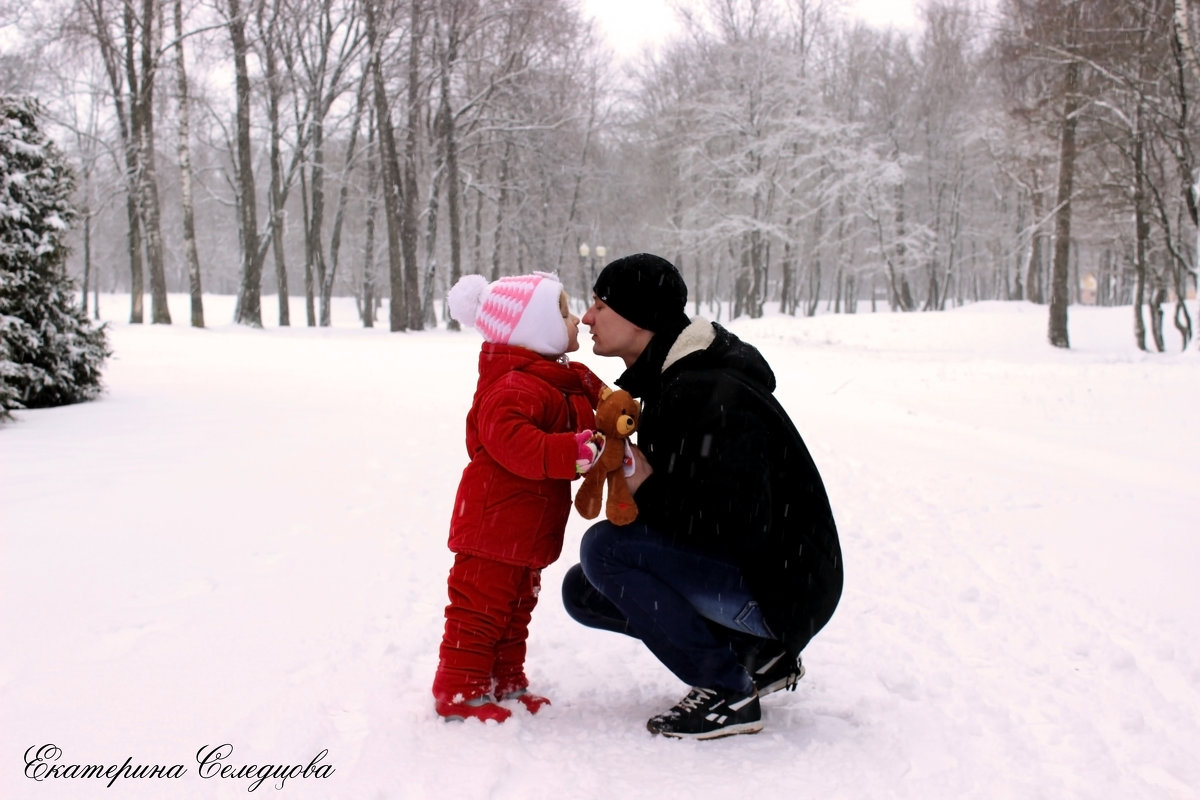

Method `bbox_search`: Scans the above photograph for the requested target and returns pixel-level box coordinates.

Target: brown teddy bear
[574,387,640,525]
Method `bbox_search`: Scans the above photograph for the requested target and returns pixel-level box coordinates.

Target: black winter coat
[617,318,843,657]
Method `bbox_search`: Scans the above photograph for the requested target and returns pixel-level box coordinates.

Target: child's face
[560,291,581,353]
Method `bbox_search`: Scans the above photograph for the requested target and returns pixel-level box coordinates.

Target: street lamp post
[579,243,605,293]
[579,243,590,298]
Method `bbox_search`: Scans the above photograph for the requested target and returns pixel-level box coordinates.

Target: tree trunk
[378,95,405,332]
[1174,0,1200,84]
[491,142,512,282]
[260,2,289,327]
[1150,286,1167,351]
[82,0,142,322]
[422,156,444,326]
[838,197,853,313]
[1026,176,1046,304]
[1133,106,1150,351]
[80,178,92,317]
[780,217,794,315]
[309,120,329,326]
[1048,60,1080,349]
[472,183,484,279]
[174,0,204,328]
[130,0,170,324]
[1168,13,1198,349]
[361,107,379,329]
[807,205,823,317]
[324,79,367,327]
[444,106,463,330]
[401,0,424,330]
[890,176,915,311]
[939,193,963,311]
[365,0,406,332]
[125,193,144,323]
[438,9,464,330]
[229,0,265,327]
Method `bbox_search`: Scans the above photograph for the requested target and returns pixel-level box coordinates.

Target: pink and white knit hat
[447,271,568,356]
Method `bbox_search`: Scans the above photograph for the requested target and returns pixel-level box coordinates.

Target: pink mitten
[575,430,603,474]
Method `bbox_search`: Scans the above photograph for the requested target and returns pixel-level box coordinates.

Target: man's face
[582,296,653,366]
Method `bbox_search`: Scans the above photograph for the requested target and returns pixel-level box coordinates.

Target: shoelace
[677,688,718,711]
[782,661,806,691]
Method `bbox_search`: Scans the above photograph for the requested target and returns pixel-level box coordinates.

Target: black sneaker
[749,649,805,696]
[646,686,762,739]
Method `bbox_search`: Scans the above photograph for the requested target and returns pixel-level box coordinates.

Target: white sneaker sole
[659,720,764,740]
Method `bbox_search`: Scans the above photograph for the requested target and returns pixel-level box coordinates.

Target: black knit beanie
[592,253,689,333]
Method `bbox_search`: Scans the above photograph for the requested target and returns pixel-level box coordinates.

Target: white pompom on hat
[448,271,568,356]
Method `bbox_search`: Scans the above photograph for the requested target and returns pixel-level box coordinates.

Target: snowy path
[2,299,1198,799]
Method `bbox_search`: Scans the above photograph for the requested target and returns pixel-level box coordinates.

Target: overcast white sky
[582,0,918,61]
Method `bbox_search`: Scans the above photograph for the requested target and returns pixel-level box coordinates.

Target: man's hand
[624,443,653,493]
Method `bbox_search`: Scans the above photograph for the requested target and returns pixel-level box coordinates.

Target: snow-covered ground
[3,295,1198,799]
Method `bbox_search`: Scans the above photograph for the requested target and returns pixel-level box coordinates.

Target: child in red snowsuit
[433,271,605,723]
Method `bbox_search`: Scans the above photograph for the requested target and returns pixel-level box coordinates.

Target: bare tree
[998,0,1096,347]
[364,0,407,332]
[226,0,266,326]
[400,0,424,330]
[127,0,171,323]
[14,0,1187,342]
[173,0,204,327]
[256,0,294,326]
[71,0,171,323]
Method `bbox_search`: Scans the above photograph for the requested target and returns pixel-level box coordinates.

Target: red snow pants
[432,553,541,703]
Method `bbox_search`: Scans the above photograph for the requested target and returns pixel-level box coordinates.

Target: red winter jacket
[448,343,603,568]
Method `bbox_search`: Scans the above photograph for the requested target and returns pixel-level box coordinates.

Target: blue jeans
[562,520,775,693]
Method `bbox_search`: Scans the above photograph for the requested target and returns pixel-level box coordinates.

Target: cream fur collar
[662,317,714,373]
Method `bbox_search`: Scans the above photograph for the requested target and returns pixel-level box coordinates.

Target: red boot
[495,684,551,715]
[435,695,512,723]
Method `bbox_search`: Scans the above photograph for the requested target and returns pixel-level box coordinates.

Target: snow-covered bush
[0,96,109,421]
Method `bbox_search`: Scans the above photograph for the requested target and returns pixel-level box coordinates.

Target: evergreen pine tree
[1,96,110,421]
